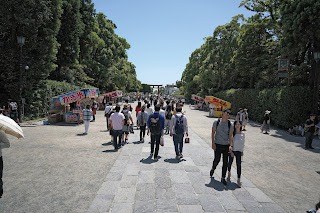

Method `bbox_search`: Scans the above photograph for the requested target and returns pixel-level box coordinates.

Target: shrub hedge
[214,86,312,129]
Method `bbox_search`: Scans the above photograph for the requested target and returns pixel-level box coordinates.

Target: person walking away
[135,102,142,128]
[108,107,116,143]
[137,106,149,142]
[121,104,134,145]
[8,100,19,124]
[304,113,318,149]
[146,103,153,116]
[242,109,249,130]
[159,103,166,118]
[227,121,245,187]
[170,107,188,160]
[82,105,92,134]
[0,130,10,199]
[260,110,271,134]
[165,105,172,134]
[210,108,234,185]
[125,99,133,112]
[104,102,113,130]
[235,108,243,122]
[91,98,98,122]
[147,104,165,160]
[109,105,125,149]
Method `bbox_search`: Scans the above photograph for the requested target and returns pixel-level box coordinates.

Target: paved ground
[183,104,320,213]
[0,101,319,213]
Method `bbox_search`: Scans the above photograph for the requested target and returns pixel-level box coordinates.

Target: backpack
[174,114,184,134]
[139,112,145,126]
[165,111,172,120]
[122,110,130,125]
[216,119,231,132]
[93,101,98,109]
[150,114,161,134]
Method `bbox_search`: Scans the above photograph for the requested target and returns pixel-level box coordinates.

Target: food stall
[48,88,99,123]
[205,96,231,118]
[191,94,205,110]
[100,90,123,106]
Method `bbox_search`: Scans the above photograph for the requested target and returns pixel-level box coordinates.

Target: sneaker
[237,179,242,188]
[175,155,180,160]
[210,168,214,177]
[121,141,125,146]
[154,156,158,161]
[180,154,183,158]
[221,178,227,185]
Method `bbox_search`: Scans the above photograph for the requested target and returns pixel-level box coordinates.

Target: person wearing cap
[304,113,318,149]
[261,110,271,134]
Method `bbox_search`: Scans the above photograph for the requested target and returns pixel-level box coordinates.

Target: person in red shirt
[135,102,142,128]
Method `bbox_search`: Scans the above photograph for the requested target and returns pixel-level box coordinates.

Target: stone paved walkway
[88,128,285,213]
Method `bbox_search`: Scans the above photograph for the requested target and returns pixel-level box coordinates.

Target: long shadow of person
[140,155,155,164]
[205,177,238,191]
[102,142,113,146]
[164,158,186,164]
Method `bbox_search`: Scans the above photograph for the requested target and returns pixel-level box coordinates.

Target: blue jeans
[228,151,242,178]
[173,134,184,156]
[112,130,123,149]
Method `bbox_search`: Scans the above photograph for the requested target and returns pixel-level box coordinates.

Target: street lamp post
[313,51,320,114]
[17,36,25,122]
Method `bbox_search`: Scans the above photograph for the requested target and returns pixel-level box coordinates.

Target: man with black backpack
[147,104,165,161]
[170,107,188,160]
[210,108,234,185]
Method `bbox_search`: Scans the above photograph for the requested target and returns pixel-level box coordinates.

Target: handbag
[160,136,164,146]
[185,137,190,143]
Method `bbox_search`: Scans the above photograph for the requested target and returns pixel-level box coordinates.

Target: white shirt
[105,105,112,114]
[146,107,153,116]
[110,112,125,130]
[159,109,166,117]
[232,133,245,152]
[0,130,10,157]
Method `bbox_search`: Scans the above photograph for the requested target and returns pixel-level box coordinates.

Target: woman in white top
[227,120,245,187]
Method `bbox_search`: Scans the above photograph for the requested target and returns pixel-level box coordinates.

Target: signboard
[278,59,289,71]
[191,94,205,102]
[65,112,80,123]
[49,97,63,113]
[205,96,231,109]
[85,89,99,98]
[105,90,122,98]
[59,90,85,105]
[278,71,289,78]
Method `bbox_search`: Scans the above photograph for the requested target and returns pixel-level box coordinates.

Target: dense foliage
[181,0,318,106]
[0,0,141,119]
[215,87,311,129]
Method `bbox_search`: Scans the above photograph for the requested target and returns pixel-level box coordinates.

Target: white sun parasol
[0,115,24,139]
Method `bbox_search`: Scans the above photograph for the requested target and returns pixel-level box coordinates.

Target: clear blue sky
[92,0,254,86]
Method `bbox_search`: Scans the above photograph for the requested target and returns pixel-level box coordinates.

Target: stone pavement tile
[233,189,257,202]
[138,170,155,183]
[87,194,113,213]
[114,187,136,203]
[170,170,191,184]
[123,167,140,176]
[216,191,246,211]
[135,183,156,201]
[260,202,286,213]
[110,203,133,213]
[120,175,138,188]
[140,163,155,171]
[133,200,155,213]
[180,157,196,166]
[156,187,176,199]
[156,199,179,212]
[154,161,168,169]
[184,165,201,172]
[110,166,125,173]
[174,184,200,205]
[96,181,120,197]
[239,176,256,188]
[245,187,273,203]
[105,172,123,181]
[240,200,261,209]
[155,175,172,189]
[113,159,129,167]
[155,168,170,177]
[165,161,185,170]
[198,194,226,212]
[142,147,150,152]
[226,211,248,213]
[178,205,204,213]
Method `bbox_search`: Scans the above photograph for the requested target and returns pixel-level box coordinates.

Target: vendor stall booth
[191,94,205,110]
[205,96,231,118]
[48,88,99,123]
[99,90,123,108]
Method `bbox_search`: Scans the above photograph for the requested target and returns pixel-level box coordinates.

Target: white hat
[265,110,271,114]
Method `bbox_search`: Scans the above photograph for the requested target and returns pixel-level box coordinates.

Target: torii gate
[148,84,162,97]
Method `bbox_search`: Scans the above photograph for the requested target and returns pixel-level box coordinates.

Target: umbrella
[0,115,24,138]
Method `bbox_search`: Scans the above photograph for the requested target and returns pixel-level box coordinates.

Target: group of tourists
[1,99,19,125]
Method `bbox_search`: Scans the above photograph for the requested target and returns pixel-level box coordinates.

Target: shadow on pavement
[102,149,118,153]
[76,133,87,136]
[140,156,155,164]
[102,142,113,146]
[205,177,238,191]
[51,122,82,126]
[100,130,108,132]
[164,158,185,164]
[133,141,143,144]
